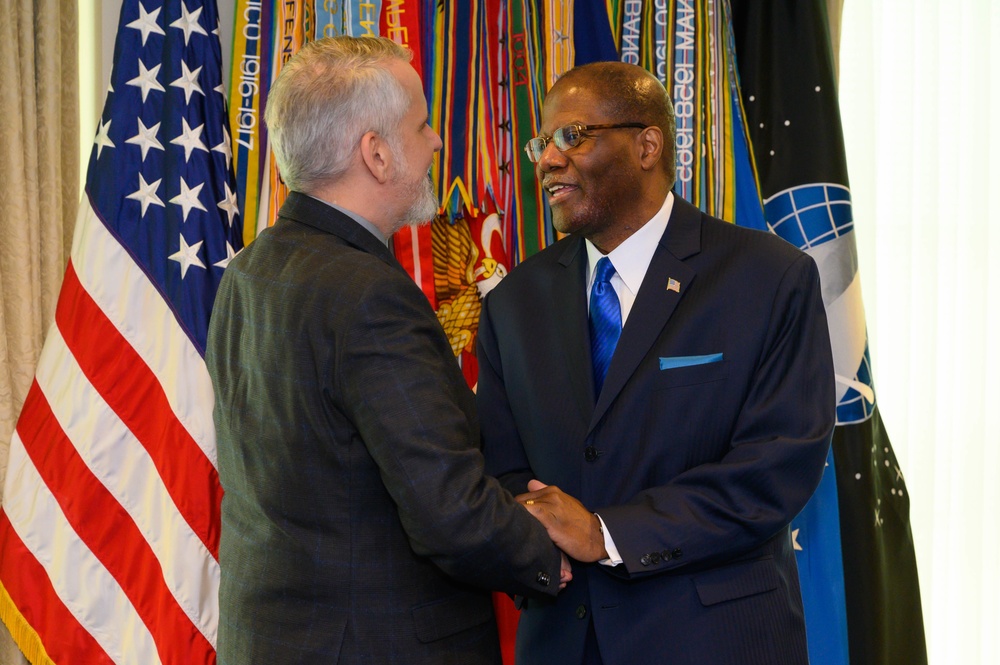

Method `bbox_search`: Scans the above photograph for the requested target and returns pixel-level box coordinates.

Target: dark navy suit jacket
[477,196,835,665]
[207,192,561,664]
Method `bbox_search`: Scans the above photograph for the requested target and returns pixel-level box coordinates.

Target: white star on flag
[170,117,209,162]
[792,528,803,551]
[125,2,165,46]
[217,181,239,227]
[170,61,204,104]
[168,234,206,278]
[127,60,165,102]
[94,118,115,158]
[126,173,164,217]
[213,241,240,270]
[211,129,232,169]
[169,177,208,222]
[170,2,208,45]
[126,118,164,161]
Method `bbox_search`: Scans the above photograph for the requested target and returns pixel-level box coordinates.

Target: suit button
[672,548,683,560]
[640,554,651,566]
[584,446,599,462]
[661,550,672,561]
[576,604,588,620]
[536,572,550,587]
[649,552,661,564]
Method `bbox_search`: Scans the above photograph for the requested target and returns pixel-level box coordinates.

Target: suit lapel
[590,197,704,431]
[553,238,598,422]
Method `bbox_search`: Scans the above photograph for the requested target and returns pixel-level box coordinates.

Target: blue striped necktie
[589,256,622,396]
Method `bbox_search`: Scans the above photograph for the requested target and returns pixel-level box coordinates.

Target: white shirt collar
[585,191,674,295]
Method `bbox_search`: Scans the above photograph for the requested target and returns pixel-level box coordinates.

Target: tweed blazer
[207,192,561,664]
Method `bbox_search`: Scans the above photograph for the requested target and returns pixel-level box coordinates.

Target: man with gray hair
[206,36,566,665]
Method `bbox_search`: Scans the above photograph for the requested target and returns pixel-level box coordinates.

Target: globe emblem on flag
[764,183,874,425]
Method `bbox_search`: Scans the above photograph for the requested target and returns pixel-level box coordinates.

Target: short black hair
[550,62,677,184]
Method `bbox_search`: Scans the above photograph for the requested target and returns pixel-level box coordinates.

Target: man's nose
[536,141,567,172]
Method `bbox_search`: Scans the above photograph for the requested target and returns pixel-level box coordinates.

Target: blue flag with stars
[92,0,243,351]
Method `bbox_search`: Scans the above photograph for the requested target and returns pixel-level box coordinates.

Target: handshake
[516,479,611,590]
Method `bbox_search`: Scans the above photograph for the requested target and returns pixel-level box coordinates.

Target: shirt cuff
[595,513,623,566]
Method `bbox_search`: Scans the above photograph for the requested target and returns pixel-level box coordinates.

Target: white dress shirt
[583,192,674,566]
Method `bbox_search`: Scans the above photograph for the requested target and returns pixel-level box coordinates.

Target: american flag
[0,1,241,662]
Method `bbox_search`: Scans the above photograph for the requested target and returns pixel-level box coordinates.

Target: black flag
[730,2,928,664]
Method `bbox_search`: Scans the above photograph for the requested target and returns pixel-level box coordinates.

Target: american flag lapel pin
[667,278,681,293]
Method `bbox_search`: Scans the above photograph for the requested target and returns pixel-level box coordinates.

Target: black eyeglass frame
[523,122,649,162]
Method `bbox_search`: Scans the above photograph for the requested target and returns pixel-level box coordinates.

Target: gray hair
[264,36,413,192]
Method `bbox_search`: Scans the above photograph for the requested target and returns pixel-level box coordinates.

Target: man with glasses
[477,61,835,664]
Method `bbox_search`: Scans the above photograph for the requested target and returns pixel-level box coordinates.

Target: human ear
[360,131,391,184]
[637,126,664,171]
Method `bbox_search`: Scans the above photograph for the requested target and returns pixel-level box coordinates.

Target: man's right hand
[518,481,609,563]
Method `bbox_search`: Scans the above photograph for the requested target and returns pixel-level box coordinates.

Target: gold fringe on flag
[0,582,55,665]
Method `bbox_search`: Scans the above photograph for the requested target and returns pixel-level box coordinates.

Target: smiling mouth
[545,183,578,204]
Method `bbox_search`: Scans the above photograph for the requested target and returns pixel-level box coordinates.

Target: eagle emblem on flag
[432,206,509,361]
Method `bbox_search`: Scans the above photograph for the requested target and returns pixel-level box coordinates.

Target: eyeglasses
[523,123,648,162]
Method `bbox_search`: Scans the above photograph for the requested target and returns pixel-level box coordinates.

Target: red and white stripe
[1,198,221,663]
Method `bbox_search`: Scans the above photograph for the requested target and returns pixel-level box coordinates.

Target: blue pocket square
[659,353,724,370]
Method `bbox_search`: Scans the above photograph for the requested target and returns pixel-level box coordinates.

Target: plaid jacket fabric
[206,192,560,664]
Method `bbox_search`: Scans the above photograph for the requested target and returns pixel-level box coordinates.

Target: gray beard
[383,154,439,236]
[398,172,439,228]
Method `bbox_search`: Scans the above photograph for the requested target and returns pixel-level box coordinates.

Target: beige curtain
[0,0,78,493]
[0,0,78,662]
[827,0,843,79]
